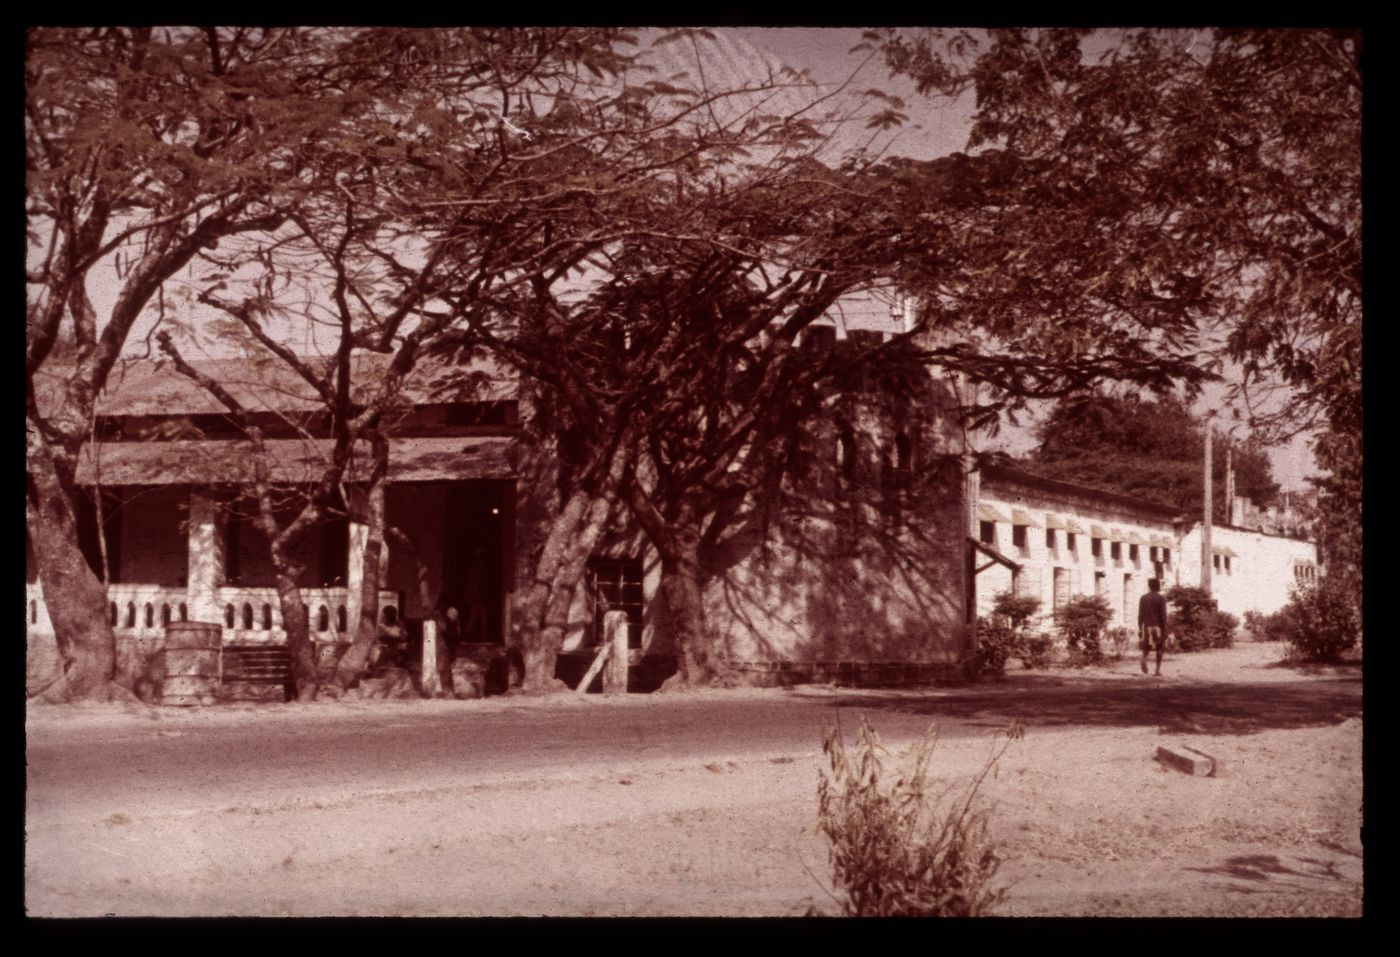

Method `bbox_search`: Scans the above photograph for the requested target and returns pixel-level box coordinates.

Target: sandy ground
[25,642,1362,917]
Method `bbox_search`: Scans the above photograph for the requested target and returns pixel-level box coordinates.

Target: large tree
[442,125,1214,688]
[25,27,411,700]
[875,27,1361,592]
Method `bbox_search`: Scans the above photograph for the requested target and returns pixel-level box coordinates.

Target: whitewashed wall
[1176,524,1319,619]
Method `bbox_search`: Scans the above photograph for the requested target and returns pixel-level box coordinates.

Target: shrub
[1164,586,1236,651]
[1244,607,1298,643]
[975,619,1019,676]
[1282,583,1360,663]
[991,591,1041,630]
[815,718,1013,916]
[1020,633,1054,670]
[1054,595,1114,665]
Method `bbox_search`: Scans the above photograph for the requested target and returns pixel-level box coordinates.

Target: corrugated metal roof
[74,436,515,486]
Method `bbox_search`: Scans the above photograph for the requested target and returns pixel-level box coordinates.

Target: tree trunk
[271,565,318,701]
[518,485,618,692]
[330,477,386,691]
[659,530,722,688]
[26,423,119,701]
[516,442,629,693]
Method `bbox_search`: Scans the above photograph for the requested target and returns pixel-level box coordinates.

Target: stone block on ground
[1155,743,1217,776]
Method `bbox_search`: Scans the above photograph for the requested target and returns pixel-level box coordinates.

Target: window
[1224,555,1232,575]
[979,521,995,545]
[1045,528,1056,549]
[1129,544,1139,563]
[1212,554,1221,570]
[590,558,644,649]
[1012,525,1027,549]
[1163,547,1171,565]
[1110,541,1121,562]
[1067,532,1077,552]
[1091,537,1102,558]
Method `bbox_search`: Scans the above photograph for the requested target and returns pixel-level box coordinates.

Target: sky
[721,27,1321,492]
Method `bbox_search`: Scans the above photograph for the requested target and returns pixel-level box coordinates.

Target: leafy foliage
[974,619,1019,676]
[1030,394,1278,519]
[991,590,1041,629]
[1243,608,1296,644]
[1054,594,1113,665]
[1281,583,1360,663]
[977,590,1045,674]
[878,27,1360,611]
[815,718,1011,917]
[1164,585,1237,651]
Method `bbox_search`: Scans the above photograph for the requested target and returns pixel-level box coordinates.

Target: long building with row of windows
[972,463,1319,630]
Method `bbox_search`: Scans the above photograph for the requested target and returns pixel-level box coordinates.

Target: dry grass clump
[814,718,1016,917]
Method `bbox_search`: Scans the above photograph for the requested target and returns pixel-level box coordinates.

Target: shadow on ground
[800,673,1362,736]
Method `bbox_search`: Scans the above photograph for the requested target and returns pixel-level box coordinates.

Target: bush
[815,718,1013,916]
[975,619,1019,676]
[991,591,1041,629]
[1164,586,1236,651]
[1244,607,1298,643]
[1054,595,1114,666]
[1020,633,1054,670]
[1282,583,1360,663]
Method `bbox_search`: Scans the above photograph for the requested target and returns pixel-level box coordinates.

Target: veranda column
[187,492,226,629]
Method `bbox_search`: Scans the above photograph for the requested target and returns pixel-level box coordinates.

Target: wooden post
[603,609,629,694]
[575,640,611,695]
[421,619,441,696]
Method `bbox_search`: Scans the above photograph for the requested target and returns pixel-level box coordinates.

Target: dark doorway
[440,481,507,645]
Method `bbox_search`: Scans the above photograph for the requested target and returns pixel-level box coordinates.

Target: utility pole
[1225,445,1235,525]
[1202,422,1213,596]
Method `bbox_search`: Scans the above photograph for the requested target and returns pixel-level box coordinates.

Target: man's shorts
[1141,625,1166,651]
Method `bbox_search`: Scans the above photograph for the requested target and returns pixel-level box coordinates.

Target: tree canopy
[876,27,1360,587]
[1026,393,1278,521]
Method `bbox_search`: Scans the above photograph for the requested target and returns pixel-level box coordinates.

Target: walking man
[1139,578,1169,676]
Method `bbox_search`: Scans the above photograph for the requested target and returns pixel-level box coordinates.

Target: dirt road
[25,643,1362,916]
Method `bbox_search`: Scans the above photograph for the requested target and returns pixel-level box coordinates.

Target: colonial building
[28,318,1318,695]
[974,463,1319,630]
[26,305,977,695]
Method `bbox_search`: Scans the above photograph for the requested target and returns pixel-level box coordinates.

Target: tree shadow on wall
[703,440,968,665]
